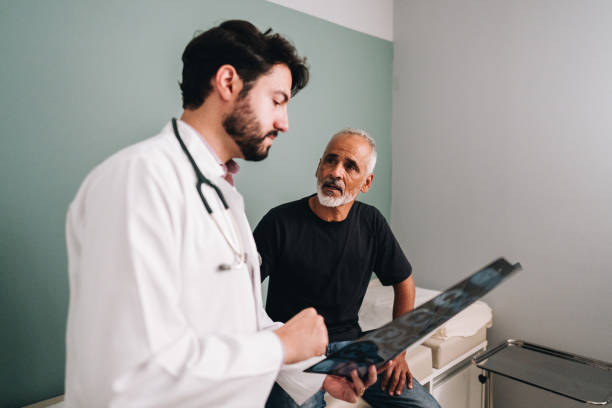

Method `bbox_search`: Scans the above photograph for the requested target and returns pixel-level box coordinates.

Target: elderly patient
[254,129,441,408]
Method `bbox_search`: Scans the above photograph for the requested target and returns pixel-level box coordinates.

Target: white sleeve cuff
[276,356,326,405]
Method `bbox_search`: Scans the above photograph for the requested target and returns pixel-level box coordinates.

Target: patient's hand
[323,365,378,403]
[274,307,328,364]
[380,351,413,395]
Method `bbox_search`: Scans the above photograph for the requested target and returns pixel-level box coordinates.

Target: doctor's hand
[322,365,378,403]
[380,351,413,396]
[274,307,328,364]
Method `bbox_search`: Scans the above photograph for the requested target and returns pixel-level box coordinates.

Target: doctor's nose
[274,110,289,133]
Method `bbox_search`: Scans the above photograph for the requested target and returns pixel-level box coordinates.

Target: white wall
[392,1,612,407]
[266,0,393,40]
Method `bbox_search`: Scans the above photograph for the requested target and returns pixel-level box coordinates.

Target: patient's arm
[380,276,416,395]
[392,275,415,318]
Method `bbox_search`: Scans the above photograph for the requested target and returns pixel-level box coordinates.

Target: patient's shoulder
[352,201,390,233]
[266,196,310,219]
[353,200,385,220]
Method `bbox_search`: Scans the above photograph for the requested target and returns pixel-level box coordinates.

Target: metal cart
[473,339,612,407]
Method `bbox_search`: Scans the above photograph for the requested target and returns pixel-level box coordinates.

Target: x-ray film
[305,257,522,378]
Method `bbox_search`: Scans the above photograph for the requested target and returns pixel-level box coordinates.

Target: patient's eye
[345,160,359,173]
[324,155,337,164]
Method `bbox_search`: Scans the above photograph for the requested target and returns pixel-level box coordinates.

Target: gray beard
[316,183,358,207]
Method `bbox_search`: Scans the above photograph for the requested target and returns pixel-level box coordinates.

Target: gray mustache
[322,178,344,192]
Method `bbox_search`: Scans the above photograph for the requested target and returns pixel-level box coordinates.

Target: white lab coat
[65,120,324,407]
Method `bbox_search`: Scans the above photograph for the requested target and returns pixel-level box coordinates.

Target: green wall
[0,1,392,406]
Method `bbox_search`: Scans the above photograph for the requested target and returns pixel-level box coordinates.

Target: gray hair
[329,128,377,174]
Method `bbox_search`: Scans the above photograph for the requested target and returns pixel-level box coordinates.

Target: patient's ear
[361,174,374,193]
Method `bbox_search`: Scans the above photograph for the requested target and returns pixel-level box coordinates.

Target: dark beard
[222,97,277,161]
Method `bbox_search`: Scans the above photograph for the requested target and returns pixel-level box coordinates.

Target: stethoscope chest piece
[218,264,233,272]
[218,253,248,272]
[172,118,248,273]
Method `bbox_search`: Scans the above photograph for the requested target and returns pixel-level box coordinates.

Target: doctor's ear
[315,159,322,177]
[214,64,243,102]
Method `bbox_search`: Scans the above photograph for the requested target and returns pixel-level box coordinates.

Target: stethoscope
[172,118,247,271]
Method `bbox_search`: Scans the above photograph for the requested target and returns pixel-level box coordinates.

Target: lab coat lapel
[170,119,265,328]
[218,181,267,329]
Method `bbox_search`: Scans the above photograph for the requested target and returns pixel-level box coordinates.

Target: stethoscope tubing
[172,118,229,212]
[172,118,246,269]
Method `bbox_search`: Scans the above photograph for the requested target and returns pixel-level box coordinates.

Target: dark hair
[180,20,309,109]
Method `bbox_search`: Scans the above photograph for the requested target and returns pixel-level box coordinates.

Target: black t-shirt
[253,195,412,342]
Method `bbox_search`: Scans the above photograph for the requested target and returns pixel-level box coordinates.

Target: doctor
[64,20,377,407]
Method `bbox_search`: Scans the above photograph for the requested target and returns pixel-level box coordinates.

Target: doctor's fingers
[305,308,328,355]
[349,369,366,396]
[349,365,377,395]
[292,307,326,336]
[361,365,378,388]
[274,308,328,363]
